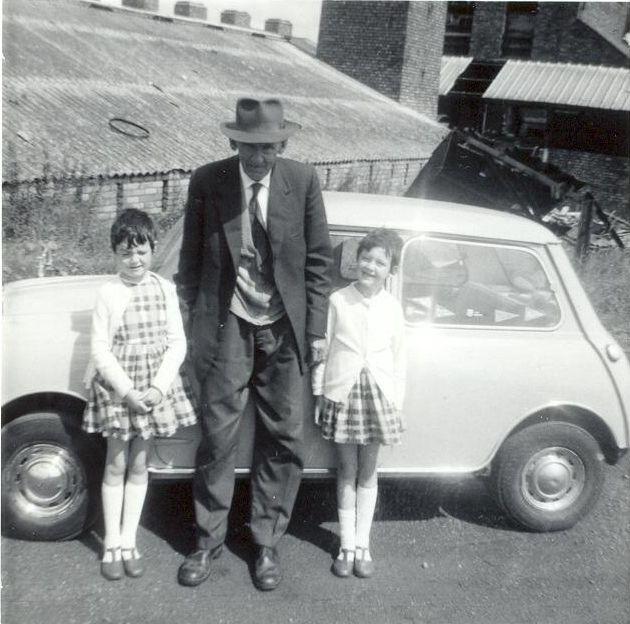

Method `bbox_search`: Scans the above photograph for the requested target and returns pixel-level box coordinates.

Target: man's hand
[308,338,327,366]
[124,389,150,414]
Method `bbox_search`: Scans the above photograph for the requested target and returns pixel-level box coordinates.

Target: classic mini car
[3,192,630,541]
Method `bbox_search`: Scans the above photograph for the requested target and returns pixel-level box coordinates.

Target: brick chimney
[317,1,447,118]
[122,0,159,11]
[221,10,251,28]
[265,18,293,38]
[174,1,207,20]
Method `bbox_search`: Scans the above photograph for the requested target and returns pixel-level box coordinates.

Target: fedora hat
[220,97,301,143]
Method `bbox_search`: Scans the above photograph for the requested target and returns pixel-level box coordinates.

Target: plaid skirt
[318,368,404,445]
[83,275,197,441]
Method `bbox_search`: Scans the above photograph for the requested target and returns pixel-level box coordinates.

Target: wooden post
[575,194,593,263]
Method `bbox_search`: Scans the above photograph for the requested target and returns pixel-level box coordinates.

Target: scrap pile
[406,130,627,257]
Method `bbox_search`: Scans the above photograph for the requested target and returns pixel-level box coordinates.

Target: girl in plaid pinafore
[83,209,196,581]
[312,229,406,580]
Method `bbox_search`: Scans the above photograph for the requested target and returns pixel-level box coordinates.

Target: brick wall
[549,149,630,220]
[468,1,628,66]
[533,3,628,66]
[2,158,427,228]
[469,2,506,59]
[317,1,407,101]
[317,1,444,118]
[399,2,447,119]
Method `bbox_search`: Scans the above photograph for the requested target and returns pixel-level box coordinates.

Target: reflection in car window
[402,238,560,328]
[330,233,360,291]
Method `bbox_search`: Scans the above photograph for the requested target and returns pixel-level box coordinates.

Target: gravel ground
[2,455,629,624]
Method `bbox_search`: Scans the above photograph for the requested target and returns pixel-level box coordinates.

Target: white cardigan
[83,272,187,399]
[312,283,406,409]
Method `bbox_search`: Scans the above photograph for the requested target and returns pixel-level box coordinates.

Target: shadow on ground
[139,475,513,559]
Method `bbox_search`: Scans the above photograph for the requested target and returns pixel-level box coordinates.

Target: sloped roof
[439,56,472,95]
[483,60,630,112]
[577,2,630,60]
[2,0,446,184]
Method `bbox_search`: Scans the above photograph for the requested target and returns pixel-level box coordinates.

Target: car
[3,191,630,541]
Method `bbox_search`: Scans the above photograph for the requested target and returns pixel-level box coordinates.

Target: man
[175,98,332,591]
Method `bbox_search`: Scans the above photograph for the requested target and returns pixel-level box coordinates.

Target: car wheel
[492,422,604,532]
[1,411,103,540]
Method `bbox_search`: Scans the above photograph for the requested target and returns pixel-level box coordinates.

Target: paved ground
[2,455,629,624]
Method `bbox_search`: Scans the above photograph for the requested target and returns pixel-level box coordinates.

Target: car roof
[323,191,560,245]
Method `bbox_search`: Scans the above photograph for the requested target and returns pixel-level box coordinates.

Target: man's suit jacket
[175,155,333,378]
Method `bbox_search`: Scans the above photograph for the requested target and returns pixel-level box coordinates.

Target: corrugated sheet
[483,60,630,111]
[2,0,446,183]
[439,56,473,95]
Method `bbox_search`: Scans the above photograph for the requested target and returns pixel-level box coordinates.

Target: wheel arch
[502,404,621,465]
[2,392,86,427]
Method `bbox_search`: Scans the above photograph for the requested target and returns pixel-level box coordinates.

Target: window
[402,237,560,328]
[443,1,475,56]
[502,2,538,59]
[516,107,548,147]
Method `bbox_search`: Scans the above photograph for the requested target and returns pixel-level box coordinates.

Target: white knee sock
[120,479,148,552]
[101,481,124,551]
[355,485,378,555]
[338,507,356,556]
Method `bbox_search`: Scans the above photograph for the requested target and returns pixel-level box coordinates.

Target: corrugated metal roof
[439,56,473,95]
[2,0,446,183]
[483,60,630,111]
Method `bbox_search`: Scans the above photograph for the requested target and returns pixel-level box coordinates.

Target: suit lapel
[215,156,242,271]
[267,160,293,252]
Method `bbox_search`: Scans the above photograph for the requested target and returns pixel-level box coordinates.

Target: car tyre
[1,411,103,541]
[492,422,604,532]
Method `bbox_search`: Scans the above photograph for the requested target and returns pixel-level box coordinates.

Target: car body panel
[3,192,629,478]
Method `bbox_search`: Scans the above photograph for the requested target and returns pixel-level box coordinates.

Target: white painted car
[3,191,629,540]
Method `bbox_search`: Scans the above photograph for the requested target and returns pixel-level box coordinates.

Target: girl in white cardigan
[83,209,196,580]
[312,229,406,579]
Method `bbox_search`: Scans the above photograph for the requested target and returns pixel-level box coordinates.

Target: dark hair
[110,208,157,252]
[356,228,403,272]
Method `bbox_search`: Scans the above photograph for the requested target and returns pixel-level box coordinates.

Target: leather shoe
[100,547,123,581]
[254,546,281,591]
[331,549,354,578]
[353,547,375,578]
[121,547,144,578]
[177,545,223,587]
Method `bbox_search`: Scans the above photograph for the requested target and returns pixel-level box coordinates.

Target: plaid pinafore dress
[83,275,196,440]
[319,368,404,446]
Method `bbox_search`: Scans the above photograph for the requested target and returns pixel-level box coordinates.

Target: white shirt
[311,283,406,409]
[239,163,271,228]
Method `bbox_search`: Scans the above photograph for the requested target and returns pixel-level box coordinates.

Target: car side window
[402,237,560,328]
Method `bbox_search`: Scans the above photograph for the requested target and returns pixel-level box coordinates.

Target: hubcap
[6,443,86,519]
[521,447,585,512]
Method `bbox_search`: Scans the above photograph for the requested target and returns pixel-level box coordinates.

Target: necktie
[249,182,270,269]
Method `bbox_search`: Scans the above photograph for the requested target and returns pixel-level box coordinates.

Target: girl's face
[356,245,392,295]
[115,240,153,283]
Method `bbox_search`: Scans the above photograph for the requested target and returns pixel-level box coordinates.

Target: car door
[378,235,569,473]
